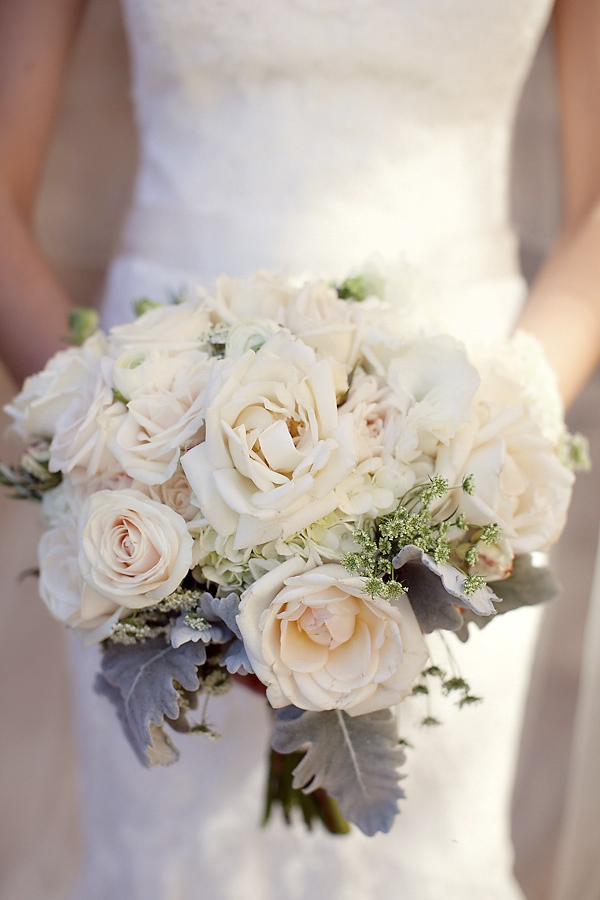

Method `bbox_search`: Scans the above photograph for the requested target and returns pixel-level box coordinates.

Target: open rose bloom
[2,269,582,836]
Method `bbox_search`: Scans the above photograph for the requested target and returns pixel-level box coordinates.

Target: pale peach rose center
[235,404,310,476]
[273,594,392,679]
[296,603,357,649]
[111,518,160,573]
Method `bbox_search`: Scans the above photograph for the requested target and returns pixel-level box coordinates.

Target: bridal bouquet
[1,268,585,836]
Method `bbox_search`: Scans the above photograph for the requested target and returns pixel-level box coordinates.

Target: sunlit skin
[0,0,599,397]
[519,0,600,407]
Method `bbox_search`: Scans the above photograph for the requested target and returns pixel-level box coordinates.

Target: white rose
[48,369,115,477]
[281,280,360,367]
[5,332,106,443]
[224,318,282,358]
[435,401,574,556]
[475,330,566,446]
[181,331,357,549]
[215,271,296,320]
[39,522,123,645]
[238,559,428,716]
[78,489,193,606]
[339,373,397,463]
[149,467,203,526]
[385,335,480,463]
[105,351,213,485]
[41,470,138,526]
[108,299,216,353]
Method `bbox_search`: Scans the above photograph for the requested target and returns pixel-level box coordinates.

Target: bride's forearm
[522,0,600,408]
[0,0,88,385]
[517,205,600,408]
[0,194,72,385]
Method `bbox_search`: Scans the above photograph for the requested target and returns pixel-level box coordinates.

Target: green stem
[263,748,350,835]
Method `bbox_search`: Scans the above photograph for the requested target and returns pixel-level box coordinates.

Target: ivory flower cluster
[4,270,575,720]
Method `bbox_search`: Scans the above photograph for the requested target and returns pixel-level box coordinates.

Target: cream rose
[435,401,575,556]
[224,319,282,358]
[39,522,123,645]
[475,330,566,446]
[385,335,480,462]
[5,332,106,444]
[335,371,414,517]
[181,331,357,549]
[281,280,360,367]
[78,489,193,606]
[48,369,115,477]
[108,299,217,353]
[238,559,428,716]
[105,351,212,485]
[215,271,297,320]
[149,467,203,527]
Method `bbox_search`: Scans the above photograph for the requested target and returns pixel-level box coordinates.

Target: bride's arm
[518,0,600,407]
[0,0,88,385]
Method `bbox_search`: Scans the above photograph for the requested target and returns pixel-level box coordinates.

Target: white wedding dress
[70,1,555,897]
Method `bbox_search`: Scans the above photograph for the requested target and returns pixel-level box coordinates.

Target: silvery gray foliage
[455,554,559,642]
[198,592,237,643]
[170,592,234,648]
[202,592,253,674]
[221,639,253,675]
[98,638,208,766]
[95,675,154,765]
[272,706,406,836]
[169,591,253,673]
[397,558,465,633]
[393,544,497,622]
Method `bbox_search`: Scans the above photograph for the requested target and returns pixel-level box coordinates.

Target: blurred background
[0,3,598,898]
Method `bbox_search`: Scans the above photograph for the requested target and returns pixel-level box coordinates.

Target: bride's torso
[71,4,557,899]
[103,0,554,332]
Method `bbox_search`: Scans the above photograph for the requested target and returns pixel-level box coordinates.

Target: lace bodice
[115,0,553,289]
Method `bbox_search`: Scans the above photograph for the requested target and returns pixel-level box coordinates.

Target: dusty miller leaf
[94,675,150,766]
[272,707,406,836]
[201,592,242,637]
[398,558,465,633]
[98,637,207,765]
[202,592,253,673]
[393,544,497,617]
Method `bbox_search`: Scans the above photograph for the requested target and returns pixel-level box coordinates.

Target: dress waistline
[119,205,520,286]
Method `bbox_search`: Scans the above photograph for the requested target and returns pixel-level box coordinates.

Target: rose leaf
[272,707,406,836]
[96,637,207,766]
